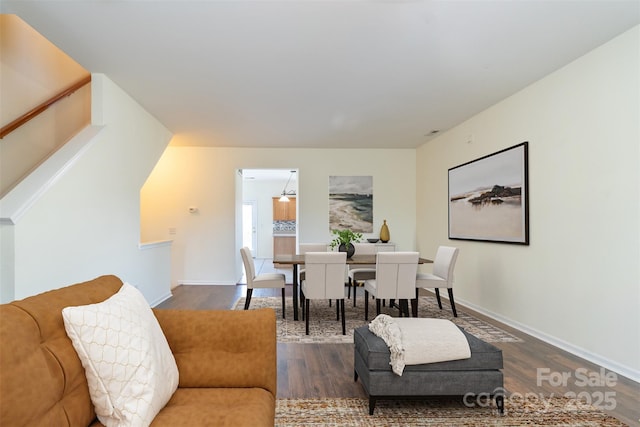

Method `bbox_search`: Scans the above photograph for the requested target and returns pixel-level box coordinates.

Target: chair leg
[336,300,340,321]
[353,281,357,307]
[435,288,443,309]
[399,299,409,317]
[348,278,352,299]
[281,288,286,319]
[301,292,305,320]
[448,288,458,317]
[341,299,346,335]
[305,299,310,335]
[376,299,381,316]
[411,289,419,317]
[244,289,253,310]
[364,290,369,320]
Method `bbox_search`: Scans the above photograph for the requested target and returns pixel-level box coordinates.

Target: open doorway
[239,169,298,260]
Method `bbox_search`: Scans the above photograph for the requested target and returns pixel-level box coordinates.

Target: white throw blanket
[369,315,471,375]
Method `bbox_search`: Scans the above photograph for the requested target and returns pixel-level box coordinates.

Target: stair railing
[0,74,92,139]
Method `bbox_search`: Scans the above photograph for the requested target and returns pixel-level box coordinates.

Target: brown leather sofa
[0,275,277,426]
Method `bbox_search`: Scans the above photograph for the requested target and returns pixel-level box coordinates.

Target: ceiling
[2,1,639,149]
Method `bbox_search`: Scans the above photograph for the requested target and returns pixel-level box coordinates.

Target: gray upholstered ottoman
[354,325,504,415]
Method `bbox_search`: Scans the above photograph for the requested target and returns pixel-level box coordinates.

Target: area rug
[275,397,625,426]
[232,296,522,344]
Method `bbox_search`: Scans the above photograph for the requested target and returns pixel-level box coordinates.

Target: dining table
[272,254,433,321]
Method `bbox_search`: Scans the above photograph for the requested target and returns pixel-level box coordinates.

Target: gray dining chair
[413,246,459,317]
[240,246,286,318]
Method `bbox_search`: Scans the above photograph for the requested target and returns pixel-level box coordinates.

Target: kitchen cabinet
[273,235,296,267]
[272,197,296,221]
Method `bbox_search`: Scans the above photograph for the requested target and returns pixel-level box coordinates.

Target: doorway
[240,169,298,259]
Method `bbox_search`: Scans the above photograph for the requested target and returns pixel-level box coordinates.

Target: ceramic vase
[380,220,390,243]
[339,243,355,258]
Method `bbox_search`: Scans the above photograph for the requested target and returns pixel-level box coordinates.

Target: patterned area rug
[275,397,625,426]
[232,296,522,344]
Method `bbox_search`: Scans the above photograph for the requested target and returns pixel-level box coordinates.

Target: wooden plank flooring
[157,260,639,426]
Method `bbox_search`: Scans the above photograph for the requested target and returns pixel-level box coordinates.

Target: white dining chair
[240,247,286,318]
[300,252,348,335]
[414,246,459,317]
[364,252,419,320]
[298,243,329,282]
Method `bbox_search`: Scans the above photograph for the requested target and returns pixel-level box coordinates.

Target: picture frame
[329,176,373,233]
[448,142,529,244]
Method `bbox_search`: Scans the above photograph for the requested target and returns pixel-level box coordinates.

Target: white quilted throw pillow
[62,282,179,427]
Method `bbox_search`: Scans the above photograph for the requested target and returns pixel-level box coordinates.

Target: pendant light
[279,171,296,202]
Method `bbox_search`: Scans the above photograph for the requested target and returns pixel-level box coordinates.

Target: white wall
[1,74,173,305]
[141,148,416,286]
[0,15,91,197]
[416,26,640,380]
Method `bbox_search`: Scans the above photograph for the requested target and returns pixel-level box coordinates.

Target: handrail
[0,74,92,139]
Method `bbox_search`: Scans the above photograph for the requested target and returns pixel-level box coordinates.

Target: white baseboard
[150,291,173,308]
[456,297,640,384]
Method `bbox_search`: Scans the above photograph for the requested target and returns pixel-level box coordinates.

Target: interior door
[242,201,258,251]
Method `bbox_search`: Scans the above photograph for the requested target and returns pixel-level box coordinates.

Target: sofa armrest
[153,308,276,397]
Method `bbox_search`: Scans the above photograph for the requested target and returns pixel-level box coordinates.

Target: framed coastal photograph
[329,176,373,233]
[448,142,529,244]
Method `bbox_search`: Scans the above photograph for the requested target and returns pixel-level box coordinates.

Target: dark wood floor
[157,263,639,426]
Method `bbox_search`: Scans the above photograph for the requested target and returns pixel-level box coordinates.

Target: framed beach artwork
[448,142,529,244]
[329,176,373,233]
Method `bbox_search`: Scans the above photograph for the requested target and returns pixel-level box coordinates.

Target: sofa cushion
[62,282,179,427]
[354,325,503,372]
[89,388,276,427]
[0,275,123,426]
[151,388,276,427]
[153,308,278,395]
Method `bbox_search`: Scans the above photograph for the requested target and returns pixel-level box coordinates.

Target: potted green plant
[329,229,362,258]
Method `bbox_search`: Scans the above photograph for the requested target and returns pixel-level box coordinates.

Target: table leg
[292,264,299,320]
